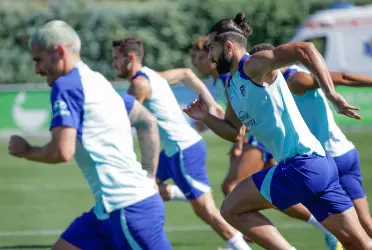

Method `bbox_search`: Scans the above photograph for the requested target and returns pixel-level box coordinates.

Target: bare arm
[184,95,245,143]
[330,72,372,87]
[18,127,76,164]
[247,42,335,94]
[158,68,220,109]
[288,71,372,96]
[128,76,152,104]
[246,42,361,119]
[128,101,160,179]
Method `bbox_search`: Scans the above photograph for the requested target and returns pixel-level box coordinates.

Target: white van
[290,4,372,76]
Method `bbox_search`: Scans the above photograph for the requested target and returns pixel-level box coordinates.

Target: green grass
[0,132,371,249]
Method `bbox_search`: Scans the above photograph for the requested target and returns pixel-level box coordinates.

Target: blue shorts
[253,153,353,222]
[61,194,172,250]
[157,139,211,200]
[334,148,365,200]
[247,135,273,164]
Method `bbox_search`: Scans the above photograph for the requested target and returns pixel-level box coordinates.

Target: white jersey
[284,65,355,157]
[50,61,156,217]
[133,66,202,156]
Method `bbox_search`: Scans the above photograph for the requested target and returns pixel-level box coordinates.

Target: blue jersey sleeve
[121,93,136,114]
[282,67,299,81]
[50,80,84,130]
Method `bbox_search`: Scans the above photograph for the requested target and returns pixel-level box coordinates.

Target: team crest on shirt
[240,85,246,97]
[52,100,70,117]
[364,39,372,57]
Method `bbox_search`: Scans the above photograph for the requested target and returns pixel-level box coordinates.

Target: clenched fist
[183,95,210,121]
[8,135,31,158]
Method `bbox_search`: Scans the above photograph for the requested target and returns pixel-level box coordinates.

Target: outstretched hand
[183,95,210,121]
[328,92,361,120]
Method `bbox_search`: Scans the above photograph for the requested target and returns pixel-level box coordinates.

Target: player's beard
[216,52,232,74]
[118,65,129,79]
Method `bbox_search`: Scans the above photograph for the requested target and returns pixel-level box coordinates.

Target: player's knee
[221,179,238,196]
[192,194,219,221]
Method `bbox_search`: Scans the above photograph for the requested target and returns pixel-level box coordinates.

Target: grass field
[0,131,371,250]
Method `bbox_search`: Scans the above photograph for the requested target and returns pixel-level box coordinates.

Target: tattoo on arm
[128,102,160,178]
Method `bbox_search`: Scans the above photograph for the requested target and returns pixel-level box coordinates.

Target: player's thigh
[238,144,267,178]
[224,144,266,184]
[221,175,276,216]
[353,197,372,226]
[321,206,369,246]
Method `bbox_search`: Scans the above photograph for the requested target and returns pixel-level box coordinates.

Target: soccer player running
[8,21,172,250]
[163,40,345,250]
[159,36,276,199]
[250,43,372,239]
[184,12,372,250]
[112,37,252,250]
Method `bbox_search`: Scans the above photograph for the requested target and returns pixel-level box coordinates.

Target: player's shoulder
[53,67,83,92]
[132,75,150,84]
[132,73,151,92]
[51,69,85,104]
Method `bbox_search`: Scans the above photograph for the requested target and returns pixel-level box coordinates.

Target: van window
[305,37,327,56]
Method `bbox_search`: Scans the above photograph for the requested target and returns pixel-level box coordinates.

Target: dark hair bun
[233,12,253,37]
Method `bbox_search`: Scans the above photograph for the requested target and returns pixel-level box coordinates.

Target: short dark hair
[112,37,144,62]
[209,12,253,47]
[249,43,275,54]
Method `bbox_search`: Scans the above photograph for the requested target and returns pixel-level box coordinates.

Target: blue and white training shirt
[132,66,202,157]
[283,65,355,157]
[50,61,156,217]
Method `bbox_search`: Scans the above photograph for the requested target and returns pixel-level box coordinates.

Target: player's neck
[229,49,247,76]
[128,62,143,80]
[64,56,81,75]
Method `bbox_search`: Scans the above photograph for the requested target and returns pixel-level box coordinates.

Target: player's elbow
[183,68,195,80]
[298,42,318,59]
[298,41,316,52]
[56,146,75,162]
[147,113,158,129]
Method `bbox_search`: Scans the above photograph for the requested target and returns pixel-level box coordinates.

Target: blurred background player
[185,12,371,250]
[8,20,172,250]
[112,37,252,250]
